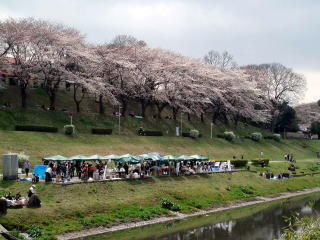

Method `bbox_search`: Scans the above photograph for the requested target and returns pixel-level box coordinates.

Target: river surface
[85,192,320,240]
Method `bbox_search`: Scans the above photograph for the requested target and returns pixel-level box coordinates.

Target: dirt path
[57,187,320,240]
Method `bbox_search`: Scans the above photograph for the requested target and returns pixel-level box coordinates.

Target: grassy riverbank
[1,130,320,167]
[2,171,320,239]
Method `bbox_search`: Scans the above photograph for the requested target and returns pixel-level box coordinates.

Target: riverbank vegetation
[281,216,320,240]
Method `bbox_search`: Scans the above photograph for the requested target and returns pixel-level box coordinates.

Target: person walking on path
[24,160,31,177]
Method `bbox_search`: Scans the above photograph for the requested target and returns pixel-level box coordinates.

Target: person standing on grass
[24,160,31,177]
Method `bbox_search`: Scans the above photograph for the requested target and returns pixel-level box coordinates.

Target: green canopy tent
[69,155,89,161]
[86,155,110,161]
[177,155,193,161]
[42,155,70,161]
[139,154,160,161]
[104,154,120,160]
[189,155,209,161]
[161,155,177,161]
[116,154,140,164]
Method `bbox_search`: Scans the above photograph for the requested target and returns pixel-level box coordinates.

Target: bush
[15,125,58,133]
[182,132,190,137]
[64,125,75,135]
[190,129,200,139]
[223,131,236,141]
[230,160,248,167]
[17,152,29,168]
[91,128,113,135]
[251,132,263,142]
[27,224,42,238]
[160,198,181,211]
[273,134,281,142]
[143,131,163,136]
[265,134,281,142]
[251,158,269,166]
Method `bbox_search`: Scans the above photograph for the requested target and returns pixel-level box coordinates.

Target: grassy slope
[0,131,320,165]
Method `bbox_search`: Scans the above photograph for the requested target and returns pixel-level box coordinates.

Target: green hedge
[15,125,58,133]
[251,158,269,166]
[91,128,113,135]
[264,134,281,142]
[144,131,163,136]
[229,160,248,167]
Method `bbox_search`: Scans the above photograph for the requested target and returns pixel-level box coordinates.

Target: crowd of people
[42,159,232,183]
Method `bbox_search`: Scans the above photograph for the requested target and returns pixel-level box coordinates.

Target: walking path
[57,187,320,240]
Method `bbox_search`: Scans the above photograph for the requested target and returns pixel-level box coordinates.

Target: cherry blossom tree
[30,20,86,110]
[0,18,39,108]
[243,63,306,104]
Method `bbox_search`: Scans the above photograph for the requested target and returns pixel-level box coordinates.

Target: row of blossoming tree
[0,18,306,127]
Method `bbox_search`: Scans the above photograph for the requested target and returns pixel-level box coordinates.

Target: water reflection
[143,195,320,240]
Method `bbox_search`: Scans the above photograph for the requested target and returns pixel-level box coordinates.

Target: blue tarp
[32,165,48,179]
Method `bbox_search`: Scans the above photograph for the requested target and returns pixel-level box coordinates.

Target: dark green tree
[311,121,320,139]
[274,101,299,134]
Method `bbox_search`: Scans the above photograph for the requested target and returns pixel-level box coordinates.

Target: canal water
[85,192,320,240]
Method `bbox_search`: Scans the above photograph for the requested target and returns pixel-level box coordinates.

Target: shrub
[190,129,200,139]
[223,131,236,141]
[160,198,181,211]
[15,125,58,133]
[273,134,281,142]
[27,224,42,238]
[230,160,248,167]
[64,125,75,135]
[91,128,113,135]
[265,134,281,142]
[251,158,269,166]
[182,132,190,137]
[251,132,263,142]
[17,152,29,168]
[143,131,163,136]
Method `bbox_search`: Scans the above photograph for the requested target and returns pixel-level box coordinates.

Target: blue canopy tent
[32,165,48,179]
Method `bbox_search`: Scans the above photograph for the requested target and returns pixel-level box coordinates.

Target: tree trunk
[187,113,191,122]
[156,103,166,119]
[49,92,56,111]
[121,100,127,117]
[140,100,147,118]
[99,95,105,115]
[212,112,218,124]
[76,102,80,113]
[20,87,27,109]
[73,85,85,113]
[200,113,204,123]
[172,108,179,120]
[222,112,228,124]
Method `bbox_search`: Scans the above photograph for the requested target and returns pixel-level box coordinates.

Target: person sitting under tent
[32,174,39,184]
[45,166,52,182]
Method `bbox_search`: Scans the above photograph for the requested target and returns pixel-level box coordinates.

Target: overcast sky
[1,0,319,103]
